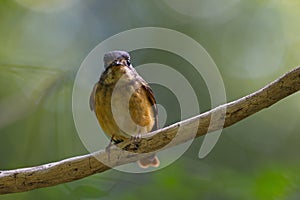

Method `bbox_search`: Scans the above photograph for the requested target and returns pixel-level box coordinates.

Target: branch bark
[1,66,300,195]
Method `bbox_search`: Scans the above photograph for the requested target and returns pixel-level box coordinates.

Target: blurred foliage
[1,0,300,199]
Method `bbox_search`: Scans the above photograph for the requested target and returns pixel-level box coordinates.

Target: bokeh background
[1,0,300,199]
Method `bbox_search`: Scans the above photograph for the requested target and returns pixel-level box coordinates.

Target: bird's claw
[130,134,142,150]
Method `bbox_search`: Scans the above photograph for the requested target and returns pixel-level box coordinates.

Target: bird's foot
[130,133,142,150]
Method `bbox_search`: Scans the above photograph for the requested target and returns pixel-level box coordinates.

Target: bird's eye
[126,60,131,66]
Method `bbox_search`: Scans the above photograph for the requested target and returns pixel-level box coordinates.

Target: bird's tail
[137,154,160,169]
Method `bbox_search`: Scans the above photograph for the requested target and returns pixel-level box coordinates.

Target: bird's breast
[94,66,155,140]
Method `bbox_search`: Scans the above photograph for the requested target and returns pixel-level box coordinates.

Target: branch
[1,66,300,195]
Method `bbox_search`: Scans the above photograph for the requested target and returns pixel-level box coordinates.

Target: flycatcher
[90,50,160,168]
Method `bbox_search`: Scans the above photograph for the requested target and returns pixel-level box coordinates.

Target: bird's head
[103,50,131,69]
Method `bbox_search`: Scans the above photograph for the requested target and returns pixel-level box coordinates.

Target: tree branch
[1,66,300,195]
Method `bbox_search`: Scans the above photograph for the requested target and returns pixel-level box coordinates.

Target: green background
[1,0,300,199]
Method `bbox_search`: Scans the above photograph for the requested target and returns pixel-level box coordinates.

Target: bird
[89,50,160,168]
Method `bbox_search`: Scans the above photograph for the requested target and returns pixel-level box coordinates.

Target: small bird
[89,50,160,168]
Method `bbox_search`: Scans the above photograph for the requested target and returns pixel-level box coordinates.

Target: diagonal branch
[1,66,300,195]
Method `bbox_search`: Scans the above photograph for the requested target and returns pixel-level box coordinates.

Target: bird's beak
[115,60,122,65]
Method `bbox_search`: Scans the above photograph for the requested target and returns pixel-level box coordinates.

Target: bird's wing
[89,83,98,111]
[141,82,158,131]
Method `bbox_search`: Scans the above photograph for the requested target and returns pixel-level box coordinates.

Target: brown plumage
[90,51,160,168]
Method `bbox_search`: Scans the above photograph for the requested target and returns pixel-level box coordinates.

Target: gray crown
[103,50,130,68]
